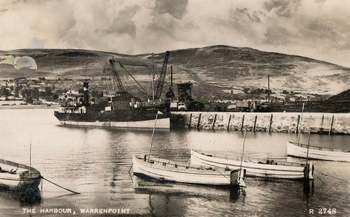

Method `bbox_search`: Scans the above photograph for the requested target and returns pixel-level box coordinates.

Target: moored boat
[132,154,245,187]
[191,150,314,180]
[54,52,173,130]
[0,159,41,191]
[287,140,350,162]
[54,109,170,129]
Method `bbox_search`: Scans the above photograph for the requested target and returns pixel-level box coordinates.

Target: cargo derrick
[54,53,172,129]
[109,58,128,94]
[154,51,170,100]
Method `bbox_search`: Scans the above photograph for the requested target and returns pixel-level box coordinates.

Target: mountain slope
[0,45,349,97]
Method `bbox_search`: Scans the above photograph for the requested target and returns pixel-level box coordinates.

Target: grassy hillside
[1,45,349,98]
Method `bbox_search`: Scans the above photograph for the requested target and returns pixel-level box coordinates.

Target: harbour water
[0,109,349,217]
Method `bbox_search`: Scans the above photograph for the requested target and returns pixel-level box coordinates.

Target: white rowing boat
[287,141,350,162]
[0,159,41,191]
[132,154,246,187]
[133,111,246,189]
[191,150,314,180]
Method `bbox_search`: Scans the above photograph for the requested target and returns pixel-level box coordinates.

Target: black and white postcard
[0,0,349,216]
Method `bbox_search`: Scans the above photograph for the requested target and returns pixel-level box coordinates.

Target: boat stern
[304,162,314,180]
[17,170,41,191]
[230,169,246,189]
[132,154,149,176]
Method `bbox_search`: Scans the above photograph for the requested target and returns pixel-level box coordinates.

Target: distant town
[0,75,343,112]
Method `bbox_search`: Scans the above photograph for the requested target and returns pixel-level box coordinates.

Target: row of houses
[0,77,63,104]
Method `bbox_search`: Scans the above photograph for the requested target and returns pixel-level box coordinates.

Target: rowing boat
[0,159,41,191]
[132,154,245,187]
[287,141,350,162]
[190,150,314,180]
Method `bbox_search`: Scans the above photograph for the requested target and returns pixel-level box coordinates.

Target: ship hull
[0,177,41,191]
[54,111,170,129]
[59,118,170,129]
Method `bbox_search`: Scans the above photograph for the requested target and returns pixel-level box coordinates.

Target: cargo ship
[54,52,173,129]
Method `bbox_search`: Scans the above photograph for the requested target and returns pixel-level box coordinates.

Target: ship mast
[29,143,32,176]
[297,102,305,145]
[154,51,170,100]
[152,53,155,101]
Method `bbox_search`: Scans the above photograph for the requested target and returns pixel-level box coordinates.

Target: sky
[0,0,350,66]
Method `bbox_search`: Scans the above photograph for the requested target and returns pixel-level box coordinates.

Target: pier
[171,112,350,134]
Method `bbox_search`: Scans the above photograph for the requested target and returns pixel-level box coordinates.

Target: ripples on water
[0,109,349,217]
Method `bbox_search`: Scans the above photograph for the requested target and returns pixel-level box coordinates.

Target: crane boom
[154,51,170,100]
[118,62,148,97]
[109,58,126,92]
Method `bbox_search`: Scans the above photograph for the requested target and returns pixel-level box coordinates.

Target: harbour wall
[170,112,350,134]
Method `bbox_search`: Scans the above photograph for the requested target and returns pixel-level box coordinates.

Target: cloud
[0,55,37,70]
[109,5,140,38]
[30,37,46,48]
[264,25,292,45]
[14,56,37,70]
[303,18,350,50]
[264,0,301,17]
[314,0,327,4]
[0,8,8,13]
[0,0,350,67]
[145,0,191,48]
[154,0,188,19]
[235,8,263,23]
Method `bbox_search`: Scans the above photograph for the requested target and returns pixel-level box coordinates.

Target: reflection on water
[0,188,41,206]
[0,109,349,216]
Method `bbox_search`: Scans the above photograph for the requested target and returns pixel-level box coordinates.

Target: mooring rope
[41,176,80,195]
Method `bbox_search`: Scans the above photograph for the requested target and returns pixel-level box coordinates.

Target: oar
[41,176,80,195]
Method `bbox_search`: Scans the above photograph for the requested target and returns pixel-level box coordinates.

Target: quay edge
[170,112,350,135]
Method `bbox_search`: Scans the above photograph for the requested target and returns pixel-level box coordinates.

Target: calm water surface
[0,109,349,217]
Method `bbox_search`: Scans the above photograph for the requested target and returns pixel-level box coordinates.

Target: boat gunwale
[191,149,306,170]
[287,141,350,162]
[288,140,350,154]
[0,159,41,177]
[0,176,41,182]
[133,155,237,176]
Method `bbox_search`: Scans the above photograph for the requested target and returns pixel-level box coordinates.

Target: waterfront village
[0,76,331,112]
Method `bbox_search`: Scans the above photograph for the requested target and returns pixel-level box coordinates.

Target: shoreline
[0,105,59,110]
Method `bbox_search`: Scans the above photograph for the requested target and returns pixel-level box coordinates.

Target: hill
[1,45,350,98]
[328,89,350,102]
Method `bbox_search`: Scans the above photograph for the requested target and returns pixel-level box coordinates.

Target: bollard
[188,113,192,129]
[296,114,300,134]
[320,114,324,133]
[268,114,273,133]
[197,113,202,130]
[227,114,232,131]
[241,115,245,132]
[329,115,334,135]
[212,114,217,130]
[253,115,257,132]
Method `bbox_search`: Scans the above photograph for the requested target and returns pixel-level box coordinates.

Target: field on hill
[1,45,350,99]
